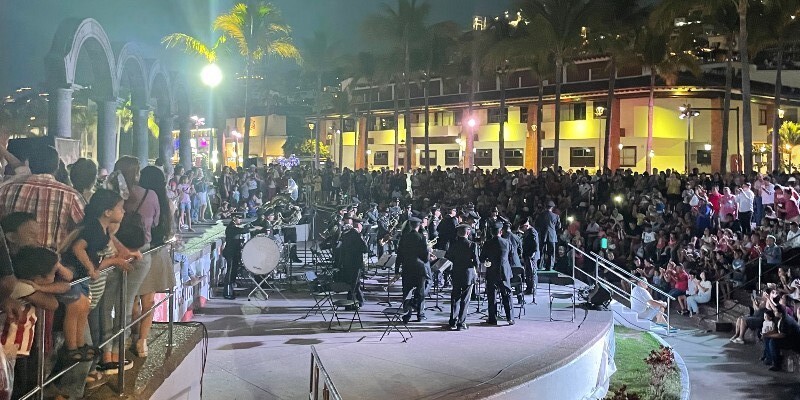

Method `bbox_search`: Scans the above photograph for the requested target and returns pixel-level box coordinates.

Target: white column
[48,88,73,138]
[96,100,119,173]
[132,108,149,167]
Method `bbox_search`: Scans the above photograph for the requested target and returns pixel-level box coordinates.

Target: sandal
[63,348,84,362]
[81,344,99,360]
[85,371,105,390]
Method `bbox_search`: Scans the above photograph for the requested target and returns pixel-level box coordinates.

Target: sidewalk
[661,317,800,400]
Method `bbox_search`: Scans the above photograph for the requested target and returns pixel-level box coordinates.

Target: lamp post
[496,61,511,169]
[308,122,316,171]
[679,104,700,174]
[595,105,606,171]
[466,117,476,170]
[201,63,223,171]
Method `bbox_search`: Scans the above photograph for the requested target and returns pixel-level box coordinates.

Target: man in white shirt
[630,274,667,324]
[736,183,755,235]
[785,222,800,249]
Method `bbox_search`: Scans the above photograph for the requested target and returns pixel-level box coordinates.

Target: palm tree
[592,0,648,170]
[519,0,596,168]
[415,21,459,170]
[330,91,352,169]
[347,52,379,168]
[750,0,800,171]
[633,27,700,172]
[363,0,431,170]
[302,31,337,170]
[164,1,301,166]
[780,121,800,170]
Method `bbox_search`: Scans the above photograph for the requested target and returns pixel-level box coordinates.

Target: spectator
[763,304,800,371]
[686,270,712,316]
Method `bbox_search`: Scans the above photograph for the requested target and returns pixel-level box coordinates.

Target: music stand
[426,258,451,312]
[376,254,397,306]
[469,263,488,317]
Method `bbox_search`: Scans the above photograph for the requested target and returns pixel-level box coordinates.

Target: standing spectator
[69,158,98,203]
[177,175,195,233]
[736,183,755,235]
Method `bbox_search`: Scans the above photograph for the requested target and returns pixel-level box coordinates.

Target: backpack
[116,189,148,250]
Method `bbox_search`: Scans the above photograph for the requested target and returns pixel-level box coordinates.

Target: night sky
[0,0,512,94]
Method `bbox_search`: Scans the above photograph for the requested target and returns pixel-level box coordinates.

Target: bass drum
[241,235,282,275]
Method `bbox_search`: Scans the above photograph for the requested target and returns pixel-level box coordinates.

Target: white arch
[45,18,116,98]
[114,42,149,106]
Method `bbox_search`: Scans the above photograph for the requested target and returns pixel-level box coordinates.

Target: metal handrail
[309,346,343,400]
[19,239,178,400]
[591,251,676,301]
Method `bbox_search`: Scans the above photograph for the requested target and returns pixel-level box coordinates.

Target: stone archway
[171,73,193,169]
[147,60,174,168]
[115,42,150,166]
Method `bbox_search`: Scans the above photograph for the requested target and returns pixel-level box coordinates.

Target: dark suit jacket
[522,227,540,260]
[535,210,561,243]
[505,232,523,268]
[445,237,479,287]
[396,230,429,277]
[480,236,512,287]
[436,215,458,250]
[336,229,368,282]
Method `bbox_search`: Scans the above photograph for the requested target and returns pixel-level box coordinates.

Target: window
[519,106,529,124]
[445,150,460,166]
[374,151,389,166]
[343,118,355,132]
[505,149,524,166]
[784,108,799,123]
[759,109,768,125]
[475,149,493,166]
[560,103,587,121]
[419,150,437,166]
[570,147,596,168]
[377,116,395,130]
[541,148,555,168]
[488,108,508,124]
[455,112,463,126]
[620,146,637,167]
[696,150,711,165]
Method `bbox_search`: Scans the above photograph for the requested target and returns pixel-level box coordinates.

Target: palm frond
[161,33,216,62]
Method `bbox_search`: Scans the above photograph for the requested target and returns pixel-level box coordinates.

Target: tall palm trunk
[553,59,564,168]
[739,1,753,172]
[404,39,412,171]
[338,113,344,170]
[604,60,616,171]
[465,61,478,170]
[424,76,431,170]
[772,42,785,172]
[499,74,507,169]
[243,60,251,167]
[315,73,322,171]
[646,73,655,173]
[364,85,374,169]
[393,87,400,170]
[721,45,733,173]
[537,80,544,170]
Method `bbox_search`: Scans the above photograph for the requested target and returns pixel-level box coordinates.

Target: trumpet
[427,237,438,248]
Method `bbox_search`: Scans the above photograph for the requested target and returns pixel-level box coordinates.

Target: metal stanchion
[36,308,45,400]
[758,258,762,290]
[118,270,127,392]
[715,281,720,322]
[666,301,671,337]
[167,243,175,348]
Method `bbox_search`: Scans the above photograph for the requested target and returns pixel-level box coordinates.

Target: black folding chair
[328,281,363,332]
[380,289,416,342]
[303,271,334,321]
[548,275,576,322]
[510,267,527,319]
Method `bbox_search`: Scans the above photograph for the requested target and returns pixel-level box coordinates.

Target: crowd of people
[318,164,800,371]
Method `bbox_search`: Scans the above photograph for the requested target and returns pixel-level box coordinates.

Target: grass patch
[609,326,681,400]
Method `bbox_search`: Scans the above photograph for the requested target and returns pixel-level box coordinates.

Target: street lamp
[704,143,712,151]
[679,104,700,173]
[201,63,222,88]
[201,63,222,170]
[594,105,606,171]
[231,130,241,168]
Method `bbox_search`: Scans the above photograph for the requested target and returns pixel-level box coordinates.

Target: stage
[194,272,615,400]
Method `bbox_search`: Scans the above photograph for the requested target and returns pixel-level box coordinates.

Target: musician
[463,210,481,242]
[535,200,561,271]
[481,207,501,240]
[521,217,540,297]
[336,218,369,308]
[427,205,440,243]
[446,224,479,330]
[436,206,458,251]
[388,198,402,216]
[282,205,304,263]
[252,210,275,236]
[365,202,380,225]
[504,221,524,305]
[395,216,430,323]
[376,209,391,259]
[223,215,252,300]
[480,221,514,326]
[398,204,413,226]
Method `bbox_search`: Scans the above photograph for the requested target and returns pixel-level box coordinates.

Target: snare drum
[241,235,282,275]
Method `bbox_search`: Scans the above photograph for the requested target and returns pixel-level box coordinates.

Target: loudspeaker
[587,284,612,308]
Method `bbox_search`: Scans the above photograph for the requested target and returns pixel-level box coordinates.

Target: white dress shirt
[736,189,754,213]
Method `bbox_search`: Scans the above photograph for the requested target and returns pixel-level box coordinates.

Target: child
[761,310,776,362]
[2,247,67,396]
[178,175,195,232]
[60,189,130,362]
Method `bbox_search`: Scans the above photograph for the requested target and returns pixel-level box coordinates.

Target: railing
[309,346,342,400]
[568,244,675,334]
[19,239,177,400]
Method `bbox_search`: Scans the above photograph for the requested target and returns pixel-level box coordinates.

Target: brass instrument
[357,212,364,219]
[427,237,438,248]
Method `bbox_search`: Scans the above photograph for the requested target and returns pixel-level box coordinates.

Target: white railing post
[758,257,762,291]
[167,242,175,348]
[715,281,720,322]
[36,308,45,400]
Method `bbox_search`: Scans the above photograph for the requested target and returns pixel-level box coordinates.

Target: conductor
[535,200,561,271]
[446,224,479,330]
[223,215,252,300]
[480,221,515,326]
[395,216,430,323]
[336,218,369,308]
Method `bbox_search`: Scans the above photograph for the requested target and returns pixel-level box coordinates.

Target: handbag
[116,189,149,250]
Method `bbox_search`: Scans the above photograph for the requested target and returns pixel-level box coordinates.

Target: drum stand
[247,272,279,301]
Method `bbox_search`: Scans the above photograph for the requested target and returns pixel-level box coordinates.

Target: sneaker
[99,360,133,375]
[732,338,745,344]
[508,319,516,326]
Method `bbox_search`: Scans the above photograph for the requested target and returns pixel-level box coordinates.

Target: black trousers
[224,253,242,298]
[487,279,512,322]
[523,256,538,295]
[450,270,476,326]
[402,273,428,319]
[739,211,753,235]
[541,242,556,271]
